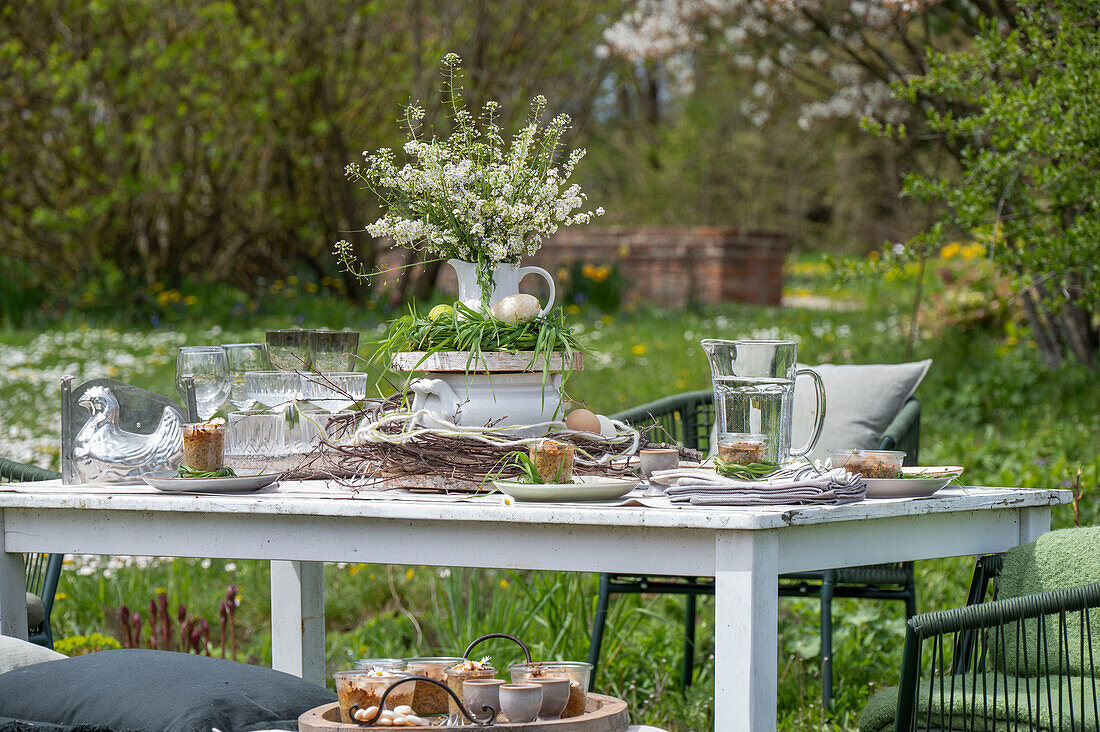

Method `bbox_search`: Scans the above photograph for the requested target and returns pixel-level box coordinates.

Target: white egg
[565,408,601,434]
[490,293,541,324]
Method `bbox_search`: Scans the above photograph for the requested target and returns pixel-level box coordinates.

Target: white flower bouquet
[336,53,603,305]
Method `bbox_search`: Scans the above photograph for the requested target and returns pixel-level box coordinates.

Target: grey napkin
[661,464,865,506]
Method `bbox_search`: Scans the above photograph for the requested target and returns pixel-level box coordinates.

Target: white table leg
[1019,506,1051,543]
[0,511,29,640]
[714,530,779,732]
[270,559,325,686]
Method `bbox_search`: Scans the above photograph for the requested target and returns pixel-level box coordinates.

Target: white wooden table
[0,482,1070,731]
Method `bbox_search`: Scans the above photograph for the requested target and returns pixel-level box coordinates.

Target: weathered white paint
[715,531,779,732]
[0,483,1070,731]
[0,510,28,641]
[391,350,583,373]
[270,560,325,686]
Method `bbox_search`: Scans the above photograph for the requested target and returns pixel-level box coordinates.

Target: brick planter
[531,227,786,307]
[378,226,786,308]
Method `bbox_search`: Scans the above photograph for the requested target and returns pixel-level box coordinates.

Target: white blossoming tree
[337,54,603,307]
[600,0,1015,131]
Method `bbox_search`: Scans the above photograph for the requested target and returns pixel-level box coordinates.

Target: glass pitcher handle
[789,367,826,459]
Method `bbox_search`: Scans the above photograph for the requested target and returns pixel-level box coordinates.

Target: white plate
[495,475,639,503]
[141,469,280,494]
[864,466,964,499]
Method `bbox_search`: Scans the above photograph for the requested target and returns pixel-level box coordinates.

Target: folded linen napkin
[660,463,865,506]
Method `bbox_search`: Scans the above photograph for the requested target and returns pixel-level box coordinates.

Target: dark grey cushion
[0,649,336,732]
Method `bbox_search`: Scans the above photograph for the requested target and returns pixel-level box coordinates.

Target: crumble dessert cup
[333,669,413,723]
[444,658,497,724]
[404,656,463,716]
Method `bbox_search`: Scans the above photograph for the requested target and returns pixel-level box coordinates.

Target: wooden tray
[390,351,583,374]
[298,694,628,731]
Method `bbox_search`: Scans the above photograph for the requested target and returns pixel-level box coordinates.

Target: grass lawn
[1,255,1096,730]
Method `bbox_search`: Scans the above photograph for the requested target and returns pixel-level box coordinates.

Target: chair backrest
[612,389,921,461]
[611,389,715,453]
[0,457,61,483]
[0,458,63,643]
[995,526,1100,677]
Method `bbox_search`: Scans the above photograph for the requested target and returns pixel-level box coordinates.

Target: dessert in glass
[828,449,906,479]
[353,657,406,672]
[333,669,413,723]
[444,658,497,724]
[717,433,767,466]
[404,656,464,716]
[182,421,226,472]
[508,661,592,718]
[529,439,575,483]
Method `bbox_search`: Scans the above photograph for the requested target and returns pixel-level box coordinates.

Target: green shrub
[54,633,122,657]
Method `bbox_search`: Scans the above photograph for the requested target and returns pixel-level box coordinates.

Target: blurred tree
[878,0,1100,368]
[0,1,418,303]
[599,1,1014,132]
[0,0,615,306]
[589,1,1025,251]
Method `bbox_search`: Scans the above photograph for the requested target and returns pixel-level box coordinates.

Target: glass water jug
[700,339,826,463]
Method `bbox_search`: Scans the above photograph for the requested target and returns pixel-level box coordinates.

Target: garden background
[2,2,1098,730]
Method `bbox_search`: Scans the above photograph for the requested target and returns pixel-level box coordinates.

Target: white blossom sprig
[337,54,603,304]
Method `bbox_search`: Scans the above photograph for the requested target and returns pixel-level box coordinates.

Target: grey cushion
[0,649,336,732]
[0,636,66,675]
[25,593,45,629]
[791,360,931,461]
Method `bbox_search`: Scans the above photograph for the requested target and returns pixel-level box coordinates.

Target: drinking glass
[299,372,368,413]
[266,329,312,370]
[244,371,300,409]
[222,343,272,411]
[309,330,360,372]
[176,346,230,421]
[227,411,283,457]
[700,339,826,463]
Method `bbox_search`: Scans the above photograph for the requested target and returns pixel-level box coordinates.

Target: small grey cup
[639,448,680,478]
[462,678,505,723]
[532,677,570,720]
[498,683,543,724]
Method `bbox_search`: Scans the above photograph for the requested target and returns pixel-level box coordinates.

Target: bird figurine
[73,386,184,483]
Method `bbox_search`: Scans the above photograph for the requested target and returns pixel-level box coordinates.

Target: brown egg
[565,408,601,434]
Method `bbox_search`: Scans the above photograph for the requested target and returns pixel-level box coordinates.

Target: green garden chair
[587,389,921,706]
[860,526,1100,732]
[0,457,64,649]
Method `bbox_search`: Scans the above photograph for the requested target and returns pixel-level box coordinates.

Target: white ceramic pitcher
[448,259,556,316]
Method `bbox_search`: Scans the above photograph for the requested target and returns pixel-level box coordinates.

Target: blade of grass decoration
[370,304,584,387]
[714,457,781,480]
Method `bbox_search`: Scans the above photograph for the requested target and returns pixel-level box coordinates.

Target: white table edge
[0,484,1068,732]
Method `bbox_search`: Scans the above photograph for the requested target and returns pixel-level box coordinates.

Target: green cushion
[997,526,1100,677]
[860,673,1099,732]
